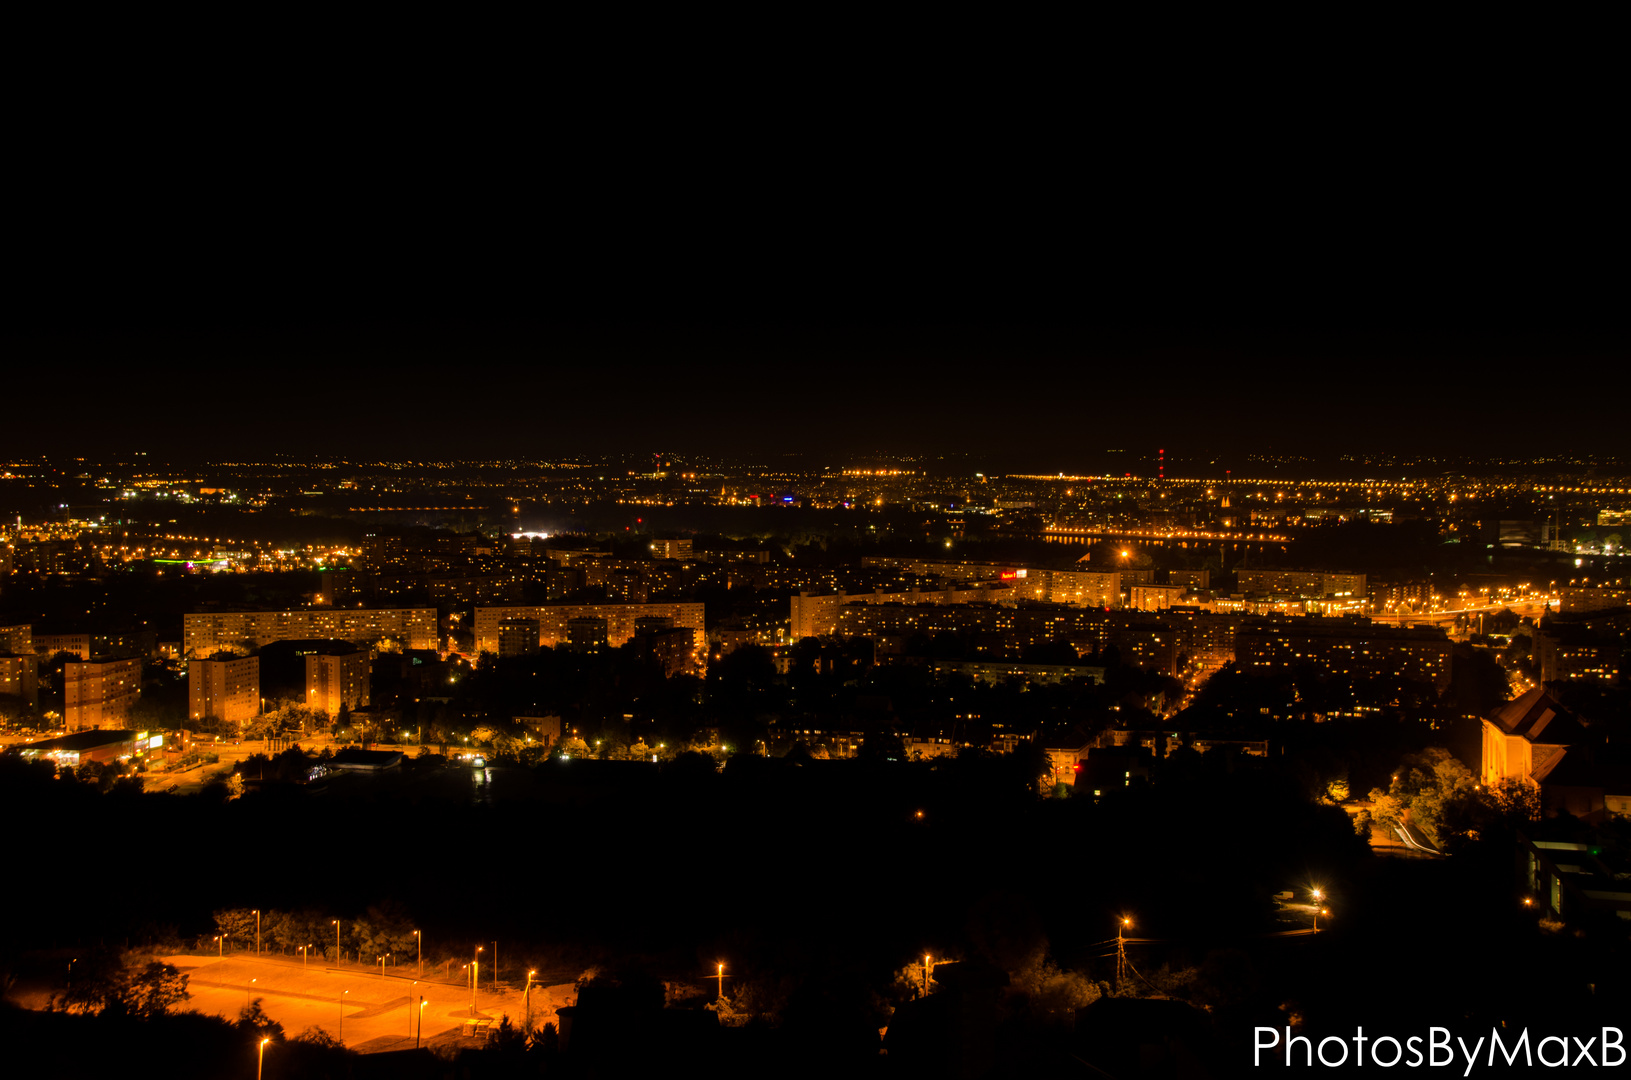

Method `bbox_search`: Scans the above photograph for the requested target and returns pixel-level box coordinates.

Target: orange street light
[716,962,725,1002]
[258,1037,270,1080]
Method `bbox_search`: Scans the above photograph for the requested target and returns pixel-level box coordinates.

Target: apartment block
[65,657,142,730]
[474,603,705,654]
[305,650,371,716]
[189,654,261,727]
[184,608,438,657]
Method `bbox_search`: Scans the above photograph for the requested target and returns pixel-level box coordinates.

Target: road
[162,952,575,1052]
[1367,595,1557,628]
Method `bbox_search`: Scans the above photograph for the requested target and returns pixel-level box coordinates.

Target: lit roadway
[1042,526,1295,543]
[1367,594,1558,629]
[163,952,575,1053]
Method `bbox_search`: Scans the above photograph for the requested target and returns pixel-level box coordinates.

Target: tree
[53,953,189,1017]
[292,1026,343,1049]
[214,908,258,949]
[353,899,417,961]
[1487,777,1541,825]
[1368,748,1476,850]
[121,960,191,1017]
[237,999,286,1043]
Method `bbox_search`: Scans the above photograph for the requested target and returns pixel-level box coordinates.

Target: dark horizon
[7,322,1627,464]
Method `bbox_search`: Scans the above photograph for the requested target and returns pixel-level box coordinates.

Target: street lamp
[716,962,725,1002]
[525,970,538,1028]
[298,945,307,969]
[417,997,427,1048]
[339,989,348,1044]
[1314,907,1329,932]
[1116,917,1132,991]
[253,909,260,957]
[258,1037,270,1080]
[215,935,225,958]
[247,977,256,1008]
[333,920,340,965]
[414,930,422,973]
[471,945,483,1016]
[921,954,931,998]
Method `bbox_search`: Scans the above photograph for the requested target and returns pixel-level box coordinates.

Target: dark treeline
[6,741,1631,1074]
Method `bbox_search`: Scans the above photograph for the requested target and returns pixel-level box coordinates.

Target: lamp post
[298,945,306,969]
[417,997,427,1048]
[258,1037,270,1080]
[247,977,256,1008]
[414,930,422,974]
[525,970,537,1028]
[339,989,348,1045]
[1315,907,1329,932]
[471,945,482,1016]
[253,909,260,957]
[921,954,931,998]
[492,941,498,992]
[215,935,225,958]
[333,920,340,965]
[1116,917,1132,991]
[716,962,725,1002]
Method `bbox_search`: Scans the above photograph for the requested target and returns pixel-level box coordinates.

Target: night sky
[7,57,1622,466]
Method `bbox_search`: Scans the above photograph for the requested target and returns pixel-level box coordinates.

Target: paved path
[163,953,576,1053]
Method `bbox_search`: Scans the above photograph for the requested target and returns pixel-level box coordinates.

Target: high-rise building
[566,617,609,650]
[0,624,33,656]
[305,650,371,716]
[184,608,437,657]
[649,539,693,560]
[1128,584,1185,612]
[634,625,696,676]
[1045,570,1121,608]
[474,603,704,654]
[1237,619,1451,693]
[0,654,38,710]
[189,653,260,727]
[65,657,142,730]
[1235,569,1366,600]
[496,618,541,658]
[34,633,91,661]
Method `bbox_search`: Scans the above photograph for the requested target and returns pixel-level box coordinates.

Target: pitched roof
[1489,687,1587,745]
